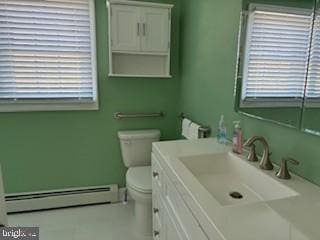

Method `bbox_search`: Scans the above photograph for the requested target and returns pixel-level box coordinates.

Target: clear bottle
[232,121,243,154]
[217,115,227,144]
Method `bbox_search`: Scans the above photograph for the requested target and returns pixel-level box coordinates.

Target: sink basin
[180,153,299,206]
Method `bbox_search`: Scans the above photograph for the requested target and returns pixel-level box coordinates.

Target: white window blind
[306,12,320,99]
[242,4,313,103]
[0,0,97,105]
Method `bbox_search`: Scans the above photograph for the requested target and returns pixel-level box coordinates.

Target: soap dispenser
[232,121,243,154]
[217,115,227,144]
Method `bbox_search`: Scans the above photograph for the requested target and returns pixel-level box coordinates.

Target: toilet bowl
[126,166,152,236]
[118,129,160,237]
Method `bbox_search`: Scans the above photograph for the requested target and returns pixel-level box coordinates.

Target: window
[241,4,313,107]
[0,0,97,112]
[306,11,320,101]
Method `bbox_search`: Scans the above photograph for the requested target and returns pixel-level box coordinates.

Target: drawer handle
[154,231,160,237]
[153,172,159,178]
[153,208,159,214]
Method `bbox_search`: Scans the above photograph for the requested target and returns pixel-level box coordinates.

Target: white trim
[89,0,99,105]
[167,8,172,77]
[107,1,114,78]
[240,4,254,101]
[241,4,255,101]
[238,110,299,129]
[107,0,174,9]
[6,185,119,213]
[0,101,98,113]
[248,3,312,16]
[303,99,320,108]
[240,99,303,108]
[234,11,246,98]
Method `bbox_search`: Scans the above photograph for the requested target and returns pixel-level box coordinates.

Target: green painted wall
[179,0,320,186]
[302,108,320,133]
[0,0,181,194]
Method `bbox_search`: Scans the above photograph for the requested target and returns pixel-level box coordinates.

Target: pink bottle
[232,121,243,154]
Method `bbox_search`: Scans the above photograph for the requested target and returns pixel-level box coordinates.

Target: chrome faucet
[276,157,300,180]
[243,136,274,170]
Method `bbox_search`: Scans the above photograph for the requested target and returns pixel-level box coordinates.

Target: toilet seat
[126,166,152,194]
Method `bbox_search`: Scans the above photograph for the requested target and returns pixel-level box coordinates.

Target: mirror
[302,0,320,135]
[235,0,315,128]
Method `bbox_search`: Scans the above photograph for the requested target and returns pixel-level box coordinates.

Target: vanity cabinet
[107,0,173,77]
[153,189,187,240]
[152,153,209,240]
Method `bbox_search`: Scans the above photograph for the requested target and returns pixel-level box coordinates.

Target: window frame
[304,10,320,107]
[240,4,312,108]
[0,0,98,112]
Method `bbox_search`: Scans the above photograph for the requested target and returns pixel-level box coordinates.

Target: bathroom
[0,0,319,239]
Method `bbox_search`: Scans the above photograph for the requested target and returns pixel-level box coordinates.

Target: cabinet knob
[153,208,159,214]
[153,171,159,178]
[154,231,160,237]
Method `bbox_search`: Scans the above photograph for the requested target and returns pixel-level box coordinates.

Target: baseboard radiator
[5,185,119,213]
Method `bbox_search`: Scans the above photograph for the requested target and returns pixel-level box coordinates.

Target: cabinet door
[162,206,187,240]
[141,7,170,52]
[110,5,141,51]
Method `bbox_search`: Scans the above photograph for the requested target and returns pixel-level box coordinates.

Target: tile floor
[8,201,145,240]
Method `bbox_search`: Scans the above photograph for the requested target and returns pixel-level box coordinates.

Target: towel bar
[180,113,211,138]
[114,112,164,119]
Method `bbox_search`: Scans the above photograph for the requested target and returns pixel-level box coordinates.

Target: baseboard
[6,185,119,213]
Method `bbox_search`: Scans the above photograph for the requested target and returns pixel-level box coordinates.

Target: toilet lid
[127,166,152,193]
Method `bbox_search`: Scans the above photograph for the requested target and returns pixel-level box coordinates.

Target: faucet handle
[276,157,300,180]
[247,144,258,162]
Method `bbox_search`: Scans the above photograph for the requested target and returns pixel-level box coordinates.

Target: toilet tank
[118,129,161,167]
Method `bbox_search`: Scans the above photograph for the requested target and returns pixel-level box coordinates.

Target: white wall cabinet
[152,153,209,240]
[140,7,170,52]
[107,0,173,77]
[110,5,141,52]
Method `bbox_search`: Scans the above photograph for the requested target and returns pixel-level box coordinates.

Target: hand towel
[182,118,192,139]
[189,122,200,140]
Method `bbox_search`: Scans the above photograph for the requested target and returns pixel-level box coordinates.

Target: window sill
[240,99,303,108]
[0,101,99,112]
[304,100,320,108]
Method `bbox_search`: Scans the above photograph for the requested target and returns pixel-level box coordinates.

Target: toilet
[118,129,161,237]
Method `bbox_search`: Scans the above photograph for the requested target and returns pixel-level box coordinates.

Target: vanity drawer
[162,200,189,240]
[152,187,164,229]
[164,173,209,240]
[152,153,164,194]
[153,209,162,240]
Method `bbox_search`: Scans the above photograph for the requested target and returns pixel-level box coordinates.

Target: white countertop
[152,138,320,240]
